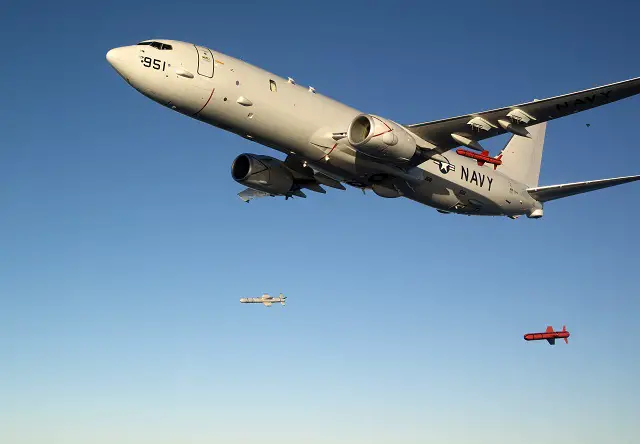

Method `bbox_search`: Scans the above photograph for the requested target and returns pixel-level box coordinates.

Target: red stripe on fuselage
[314,143,337,162]
[193,87,215,117]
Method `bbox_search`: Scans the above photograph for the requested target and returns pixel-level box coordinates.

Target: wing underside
[405,77,640,153]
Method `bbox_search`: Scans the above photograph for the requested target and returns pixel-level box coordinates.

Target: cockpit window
[136,41,172,50]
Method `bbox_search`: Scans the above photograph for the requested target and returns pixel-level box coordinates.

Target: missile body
[524,325,570,345]
[456,149,502,167]
[240,294,286,306]
[240,298,266,303]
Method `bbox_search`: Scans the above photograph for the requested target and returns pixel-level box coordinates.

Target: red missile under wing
[524,325,570,345]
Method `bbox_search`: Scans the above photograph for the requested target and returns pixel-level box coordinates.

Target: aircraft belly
[403,181,460,209]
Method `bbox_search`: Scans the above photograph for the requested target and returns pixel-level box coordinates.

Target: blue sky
[1,1,639,443]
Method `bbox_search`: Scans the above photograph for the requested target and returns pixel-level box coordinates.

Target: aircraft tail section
[497,122,547,187]
[527,175,640,202]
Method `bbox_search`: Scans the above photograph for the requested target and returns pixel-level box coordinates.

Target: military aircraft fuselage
[106,39,541,216]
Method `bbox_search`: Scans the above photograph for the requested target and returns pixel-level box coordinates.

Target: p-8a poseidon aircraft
[106,39,640,218]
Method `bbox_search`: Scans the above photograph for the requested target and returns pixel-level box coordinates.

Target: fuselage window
[269,80,277,92]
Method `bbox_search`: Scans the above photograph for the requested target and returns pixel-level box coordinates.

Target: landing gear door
[195,46,214,78]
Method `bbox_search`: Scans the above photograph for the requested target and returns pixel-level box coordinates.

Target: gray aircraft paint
[106,39,639,218]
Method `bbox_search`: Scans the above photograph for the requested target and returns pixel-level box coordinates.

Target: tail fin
[497,122,547,187]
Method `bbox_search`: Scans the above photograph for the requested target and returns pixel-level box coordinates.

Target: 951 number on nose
[141,57,166,71]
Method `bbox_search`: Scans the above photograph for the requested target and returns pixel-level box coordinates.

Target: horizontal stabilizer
[527,175,640,202]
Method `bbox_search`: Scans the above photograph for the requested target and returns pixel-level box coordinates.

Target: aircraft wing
[405,77,640,153]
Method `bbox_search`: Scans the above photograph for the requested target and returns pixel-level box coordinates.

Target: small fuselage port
[231,154,251,181]
[349,115,372,144]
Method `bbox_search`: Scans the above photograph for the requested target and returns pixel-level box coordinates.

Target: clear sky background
[1,1,639,443]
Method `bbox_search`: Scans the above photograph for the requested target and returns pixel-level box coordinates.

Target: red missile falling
[524,325,570,345]
[456,149,503,169]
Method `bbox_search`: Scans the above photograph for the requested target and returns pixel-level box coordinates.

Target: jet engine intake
[231,154,294,195]
[347,114,417,162]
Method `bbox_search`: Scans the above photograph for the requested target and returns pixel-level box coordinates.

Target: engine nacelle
[347,114,417,162]
[231,154,294,195]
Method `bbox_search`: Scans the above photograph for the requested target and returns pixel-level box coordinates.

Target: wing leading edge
[405,77,640,152]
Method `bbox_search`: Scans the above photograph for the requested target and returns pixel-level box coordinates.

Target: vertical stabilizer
[497,122,547,187]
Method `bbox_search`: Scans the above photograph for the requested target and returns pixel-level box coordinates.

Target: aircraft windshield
[137,41,173,50]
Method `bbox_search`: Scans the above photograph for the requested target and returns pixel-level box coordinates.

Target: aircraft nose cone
[106,47,132,83]
[106,47,129,73]
[106,47,123,65]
